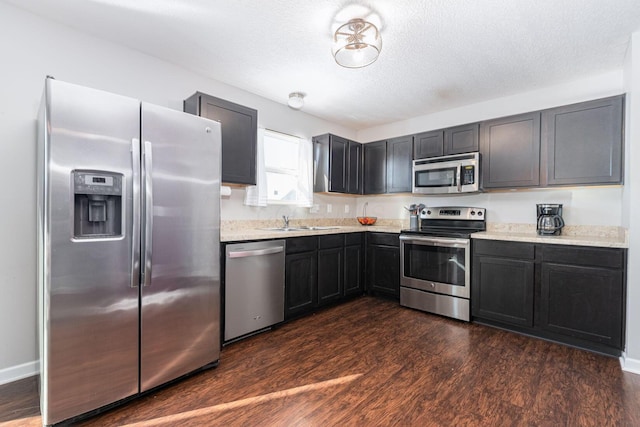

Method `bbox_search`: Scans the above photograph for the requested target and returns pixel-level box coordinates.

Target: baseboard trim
[620,353,640,375]
[0,360,39,386]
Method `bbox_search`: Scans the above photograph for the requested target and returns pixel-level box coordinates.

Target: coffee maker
[536,204,565,236]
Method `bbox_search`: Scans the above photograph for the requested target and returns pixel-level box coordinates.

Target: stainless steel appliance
[412,152,480,194]
[225,240,285,341]
[400,207,486,321]
[37,78,222,426]
[536,203,565,235]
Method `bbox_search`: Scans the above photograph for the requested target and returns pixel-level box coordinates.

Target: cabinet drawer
[319,234,344,249]
[473,240,535,260]
[368,232,399,247]
[345,232,363,246]
[286,236,317,254]
[542,245,625,269]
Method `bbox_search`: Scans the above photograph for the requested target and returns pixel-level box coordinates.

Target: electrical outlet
[309,204,320,214]
[327,204,332,213]
[344,205,350,214]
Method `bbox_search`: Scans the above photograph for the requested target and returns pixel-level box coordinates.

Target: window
[245,129,313,207]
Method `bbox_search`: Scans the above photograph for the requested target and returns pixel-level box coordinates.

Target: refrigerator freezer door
[38,79,140,425]
[140,103,221,392]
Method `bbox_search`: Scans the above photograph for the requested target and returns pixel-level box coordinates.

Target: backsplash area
[221,185,624,228]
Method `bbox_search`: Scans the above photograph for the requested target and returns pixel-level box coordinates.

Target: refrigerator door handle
[131,138,141,288]
[142,140,153,287]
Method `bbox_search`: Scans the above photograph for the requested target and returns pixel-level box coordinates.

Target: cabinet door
[285,251,317,319]
[344,243,364,297]
[386,136,413,193]
[542,96,623,186]
[413,130,444,159]
[317,247,343,306]
[347,140,363,194]
[363,140,387,194]
[367,244,400,299]
[539,263,624,348]
[472,255,535,327]
[329,135,348,193]
[444,123,479,155]
[480,112,541,188]
[189,94,257,185]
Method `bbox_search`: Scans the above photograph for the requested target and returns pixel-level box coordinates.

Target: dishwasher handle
[227,246,284,259]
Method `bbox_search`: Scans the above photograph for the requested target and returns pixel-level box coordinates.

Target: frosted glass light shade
[332,18,382,68]
[288,92,305,109]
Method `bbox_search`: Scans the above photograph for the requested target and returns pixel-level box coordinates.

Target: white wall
[622,31,640,373]
[0,2,356,383]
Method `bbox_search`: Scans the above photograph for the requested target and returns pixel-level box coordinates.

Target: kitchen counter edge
[471,231,628,249]
[221,225,402,242]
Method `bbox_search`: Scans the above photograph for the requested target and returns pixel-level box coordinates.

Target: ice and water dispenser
[72,171,123,238]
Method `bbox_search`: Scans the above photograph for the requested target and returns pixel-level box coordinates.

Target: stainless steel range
[399,206,486,321]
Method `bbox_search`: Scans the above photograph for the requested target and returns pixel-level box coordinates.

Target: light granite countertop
[471,223,628,248]
[221,220,628,248]
[221,219,404,242]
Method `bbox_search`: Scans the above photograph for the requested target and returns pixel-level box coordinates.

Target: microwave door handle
[456,163,462,193]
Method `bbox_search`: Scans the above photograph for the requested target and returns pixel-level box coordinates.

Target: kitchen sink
[260,226,339,232]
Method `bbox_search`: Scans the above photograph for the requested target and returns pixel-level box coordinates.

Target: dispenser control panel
[73,172,122,195]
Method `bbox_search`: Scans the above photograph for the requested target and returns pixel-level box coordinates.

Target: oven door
[399,234,470,298]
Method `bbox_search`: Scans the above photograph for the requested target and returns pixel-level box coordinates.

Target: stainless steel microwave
[412,152,480,194]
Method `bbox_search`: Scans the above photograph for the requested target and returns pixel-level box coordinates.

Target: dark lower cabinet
[367,233,400,299]
[285,233,365,320]
[538,244,625,349]
[317,235,344,306]
[473,254,535,327]
[285,237,317,319]
[344,233,364,297]
[472,239,626,356]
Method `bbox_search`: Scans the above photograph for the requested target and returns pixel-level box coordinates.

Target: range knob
[478,211,483,216]
[426,210,431,215]
[470,211,476,216]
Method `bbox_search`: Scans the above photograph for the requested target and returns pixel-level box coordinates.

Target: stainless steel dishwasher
[224,240,285,342]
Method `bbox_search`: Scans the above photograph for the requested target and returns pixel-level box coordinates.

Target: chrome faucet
[282,215,290,229]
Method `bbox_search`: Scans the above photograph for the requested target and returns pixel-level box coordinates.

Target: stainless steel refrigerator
[36,78,221,426]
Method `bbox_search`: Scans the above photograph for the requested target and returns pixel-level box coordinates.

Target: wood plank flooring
[2,296,640,426]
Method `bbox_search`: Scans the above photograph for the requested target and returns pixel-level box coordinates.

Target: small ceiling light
[288,92,305,110]
[332,18,382,68]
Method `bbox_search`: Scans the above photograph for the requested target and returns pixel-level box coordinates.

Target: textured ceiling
[5,0,640,129]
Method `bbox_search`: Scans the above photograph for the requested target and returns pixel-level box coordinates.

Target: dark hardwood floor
[2,296,640,426]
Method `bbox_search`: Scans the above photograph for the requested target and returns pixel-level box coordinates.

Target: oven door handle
[400,235,469,247]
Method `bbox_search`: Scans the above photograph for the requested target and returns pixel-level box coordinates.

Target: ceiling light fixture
[288,92,305,110]
[332,18,382,68]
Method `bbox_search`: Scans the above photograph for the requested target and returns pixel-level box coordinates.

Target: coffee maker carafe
[537,204,565,236]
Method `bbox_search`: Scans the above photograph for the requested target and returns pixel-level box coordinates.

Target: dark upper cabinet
[480,112,541,189]
[386,136,413,193]
[184,92,257,185]
[542,95,624,186]
[347,140,363,194]
[413,130,444,159]
[313,134,362,194]
[363,140,387,194]
[444,123,479,155]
